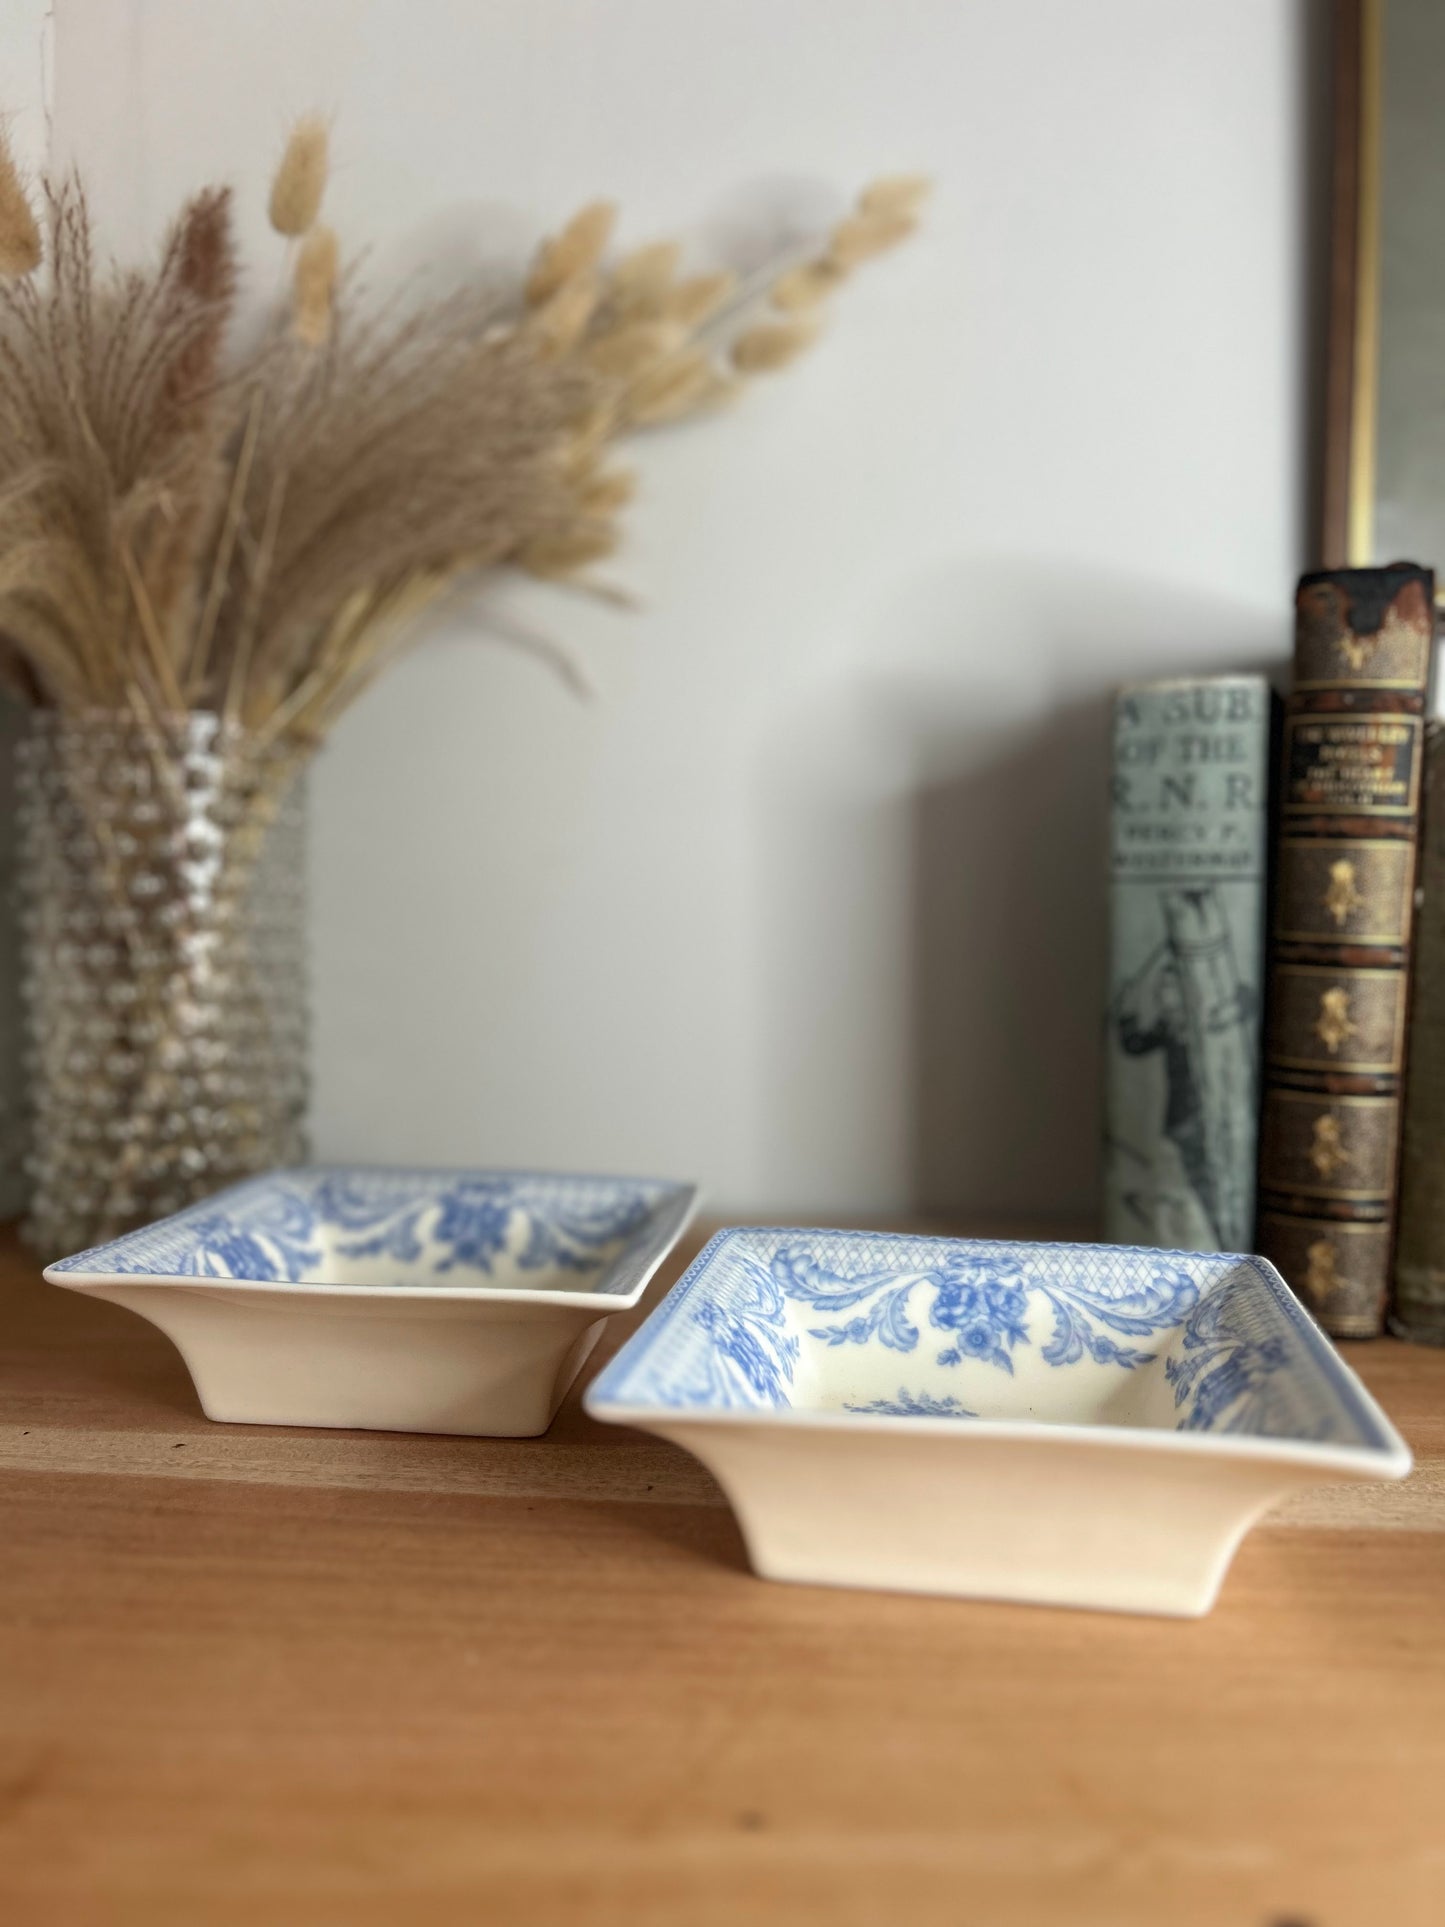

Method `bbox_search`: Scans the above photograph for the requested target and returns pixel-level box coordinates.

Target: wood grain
[4,1223,1445,1926]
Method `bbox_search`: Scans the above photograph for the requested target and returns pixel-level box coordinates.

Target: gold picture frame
[1323,0,1445,591]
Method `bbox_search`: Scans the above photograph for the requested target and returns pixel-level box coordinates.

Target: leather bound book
[1257,563,1435,1338]
[1103,676,1271,1253]
[1394,722,1445,1342]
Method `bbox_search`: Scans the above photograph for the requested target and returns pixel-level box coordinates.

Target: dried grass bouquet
[0,117,924,748]
[0,115,923,1251]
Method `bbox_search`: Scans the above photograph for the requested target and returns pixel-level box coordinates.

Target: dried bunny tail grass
[731,317,818,373]
[663,271,734,330]
[827,207,917,269]
[269,115,329,237]
[515,522,619,580]
[608,239,680,316]
[526,201,616,307]
[624,349,735,425]
[0,151,923,745]
[585,319,683,380]
[770,257,848,312]
[573,464,635,515]
[293,224,338,345]
[563,397,621,460]
[0,125,41,276]
[529,268,600,358]
[859,174,931,219]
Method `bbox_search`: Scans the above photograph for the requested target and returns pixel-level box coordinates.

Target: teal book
[1103,676,1272,1252]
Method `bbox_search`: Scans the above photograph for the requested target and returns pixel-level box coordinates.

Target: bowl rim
[584,1226,1413,1478]
[43,1164,700,1310]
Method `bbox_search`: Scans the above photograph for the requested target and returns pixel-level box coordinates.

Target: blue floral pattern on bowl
[587,1227,1397,1449]
[586,1229,1409,1615]
[50,1165,696,1300]
[772,1240,1198,1374]
[845,1390,976,1419]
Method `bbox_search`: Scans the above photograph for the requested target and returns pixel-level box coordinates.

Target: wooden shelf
[4,1221,1444,1924]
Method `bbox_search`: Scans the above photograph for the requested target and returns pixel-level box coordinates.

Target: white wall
[0,1,48,172]
[41,0,1310,1219]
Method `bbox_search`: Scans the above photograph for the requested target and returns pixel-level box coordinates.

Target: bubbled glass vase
[16,712,307,1255]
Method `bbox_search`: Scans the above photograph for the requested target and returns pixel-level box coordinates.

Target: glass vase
[15,711,307,1256]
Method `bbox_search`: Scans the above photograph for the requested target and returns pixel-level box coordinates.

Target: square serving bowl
[585,1227,1410,1616]
[47,1166,697,1437]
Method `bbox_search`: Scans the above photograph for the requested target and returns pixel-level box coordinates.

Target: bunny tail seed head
[0,127,41,277]
[526,201,617,307]
[269,115,329,237]
[293,224,339,345]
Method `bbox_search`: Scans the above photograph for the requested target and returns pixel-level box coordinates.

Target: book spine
[1256,563,1435,1337]
[1393,722,1445,1341]
[1103,677,1270,1254]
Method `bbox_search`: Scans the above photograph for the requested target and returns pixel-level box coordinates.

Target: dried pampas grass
[0,114,924,757]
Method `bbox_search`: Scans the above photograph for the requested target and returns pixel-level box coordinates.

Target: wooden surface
[4,1223,1445,1927]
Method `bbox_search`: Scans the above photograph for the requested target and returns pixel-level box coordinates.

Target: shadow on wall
[751,557,1290,1225]
[910,692,1112,1222]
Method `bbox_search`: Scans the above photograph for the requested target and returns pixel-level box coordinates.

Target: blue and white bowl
[585,1227,1410,1615]
[47,1166,697,1437]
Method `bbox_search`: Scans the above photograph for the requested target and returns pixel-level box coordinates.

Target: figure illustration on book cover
[1107,885,1257,1251]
